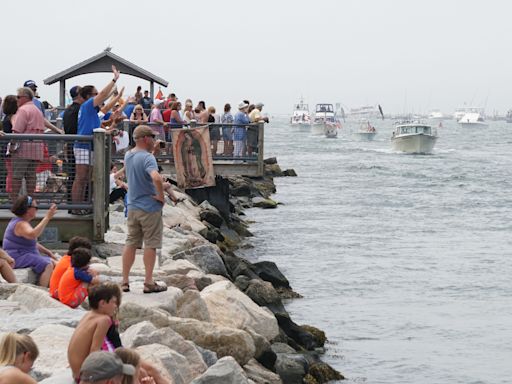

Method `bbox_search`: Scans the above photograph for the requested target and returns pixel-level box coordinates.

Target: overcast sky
[2,0,511,115]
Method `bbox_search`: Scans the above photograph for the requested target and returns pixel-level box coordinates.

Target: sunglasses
[17,95,29,99]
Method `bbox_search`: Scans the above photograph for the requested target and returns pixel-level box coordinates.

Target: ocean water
[240,118,512,384]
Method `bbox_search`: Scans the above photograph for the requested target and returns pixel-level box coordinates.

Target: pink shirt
[149,107,163,123]
[12,101,44,160]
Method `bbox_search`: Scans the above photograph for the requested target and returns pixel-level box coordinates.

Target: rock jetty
[0,158,344,383]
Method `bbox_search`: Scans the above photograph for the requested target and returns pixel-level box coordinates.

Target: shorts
[12,159,36,179]
[246,127,259,147]
[63,285,89,308]
[126,209,163,249]
[222,127,233,141]
[73,148,93,165]
[210,127,221,141]
[13,252,52,274]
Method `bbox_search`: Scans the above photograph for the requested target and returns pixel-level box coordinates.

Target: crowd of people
[0,66,268,215]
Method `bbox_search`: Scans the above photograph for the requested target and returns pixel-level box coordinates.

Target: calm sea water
[240,118,512,384]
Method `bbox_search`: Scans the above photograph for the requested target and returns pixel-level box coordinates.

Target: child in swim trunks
[58,247,99,308]
[49,236,92,300]
[67,282,122,381]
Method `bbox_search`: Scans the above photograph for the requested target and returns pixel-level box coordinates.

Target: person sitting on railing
[208,106,220,156]
[233,101,250,157]
[10,87,45,201]
[2,195,58,287]
[71,65,121,215]
[248,102,268,156]
[129,104,148,124]
[221,103,234,157]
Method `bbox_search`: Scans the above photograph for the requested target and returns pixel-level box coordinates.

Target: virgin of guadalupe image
[173,127,215,189]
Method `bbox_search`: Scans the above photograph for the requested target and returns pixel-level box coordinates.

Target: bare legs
[38,263,54,287]
[71,164,91,203]
[121,245,136,286]
[122,246,157,286]
[0,259,16,283]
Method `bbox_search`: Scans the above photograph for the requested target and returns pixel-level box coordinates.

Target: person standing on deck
[71,65,121,215]
[248,102,269,156]
[22,80,63,134]
[139,90,153,112]
[233,102,250,158]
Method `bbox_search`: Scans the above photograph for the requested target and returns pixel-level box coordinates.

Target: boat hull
[458,122,489,128]
[311,123,327,135]
[391,134,437,154]
[352,132,377,141]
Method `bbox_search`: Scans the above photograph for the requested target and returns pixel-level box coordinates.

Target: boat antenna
[378,104,384,120]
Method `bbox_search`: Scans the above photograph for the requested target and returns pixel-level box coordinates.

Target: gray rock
[0,306,84,333]
[282,169,297,177]
[194,276,213,291]
[250,261,291,290]
[121,321,158,347]
[196,345,218,367]
[118,302,172,332]
[0,283,20,300]
[274,353,308,384]
[243,327,271,359]
[161,274,198,291]
[245,279,286,314]
[270,342,297,354]
[172,245,228,277]
[252,197,278,209]
[120,282,183,315]
[93,242,125,259]
[263,157,277,165]
[9,285,72,311]
[13,268,38,284]
[235,275,251,291]
[200,209,224,228]
[136,344,189,384]
[38,370,74,384]
[190,356,250,384]
[176,290,211,321]
[244,358,282,384]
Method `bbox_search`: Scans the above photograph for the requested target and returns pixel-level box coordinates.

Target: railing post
[93,129,106,242]
[257,122,265,176]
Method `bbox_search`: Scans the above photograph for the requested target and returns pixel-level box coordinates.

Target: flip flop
[121,283,130,293]
[143,282,167,294]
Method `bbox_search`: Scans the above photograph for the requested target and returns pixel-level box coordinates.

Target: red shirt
[162,109,171,123]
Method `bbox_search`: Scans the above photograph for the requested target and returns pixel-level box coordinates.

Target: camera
[159,141,166,149]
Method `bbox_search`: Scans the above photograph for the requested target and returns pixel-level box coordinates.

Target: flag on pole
[155,87,164,100]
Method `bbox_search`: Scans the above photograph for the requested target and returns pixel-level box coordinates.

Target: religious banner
[171,126,216,189]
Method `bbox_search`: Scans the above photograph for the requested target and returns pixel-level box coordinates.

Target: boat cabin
[395,125,433,135]
[294,103,309,112]
[315,104,334,113]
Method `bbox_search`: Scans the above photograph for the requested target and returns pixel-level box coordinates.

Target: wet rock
[235,275,251,291]
[176,290,211,321]
[243,327,271,360]
[264,157,278,165]
[270,342,297,354]
[250,261,291,290]
[227,219,253,238]
[274,353,308,384]
[244,279,286,314]
[190,356,250,384]
[172,245,228,277]
[30,324,74,378]
[255,348,277,372]
[244,358,282,384]
[265,163,283,177]
[282,169,298,177]
[300,325,326,348]
[201,281,279,341]
[275,313,316,351]
[231,184,252,197]
[200,209,224,228]
[221,253,260,281]
[252,197,278,209]
[308,362,345,382]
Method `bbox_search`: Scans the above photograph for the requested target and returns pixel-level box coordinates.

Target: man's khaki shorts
[126,209,163,249]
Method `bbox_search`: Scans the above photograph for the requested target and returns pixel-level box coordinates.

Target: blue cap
[70,86,80,99]
[23,80,37,88]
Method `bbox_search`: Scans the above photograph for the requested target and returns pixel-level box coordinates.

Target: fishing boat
[352,120,377,141]
[453,107,484,121]
[290,98,311,126]
[427,110,444,120]
[457,112,488,128]
[391,122,438,154]
[312,103,341,135]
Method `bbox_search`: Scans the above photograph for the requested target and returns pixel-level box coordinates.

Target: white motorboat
[346,105,381,120]
[453,107,484,121]
[457,112,488,128]
[427,110,444,120]
[352,120,377,141]
[391,122,438,154]
[312,103,341,135]
[290,98,311,126]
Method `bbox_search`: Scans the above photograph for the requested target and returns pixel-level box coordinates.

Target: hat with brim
[80,351,135,382]
[238,102,249,110]
[133,125,157,140]
[24,80,37,89]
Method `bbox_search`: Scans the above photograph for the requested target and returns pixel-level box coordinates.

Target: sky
[2,0,512,115]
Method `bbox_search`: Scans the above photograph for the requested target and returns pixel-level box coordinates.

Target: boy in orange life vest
[49,236,92,299]
[58,247,100,308]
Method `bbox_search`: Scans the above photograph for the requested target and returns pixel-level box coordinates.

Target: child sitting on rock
[49,236,92,300]
[68,282,122,381]
[58,247,100,308]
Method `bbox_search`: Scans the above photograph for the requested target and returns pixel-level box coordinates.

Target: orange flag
[155,88,164,100]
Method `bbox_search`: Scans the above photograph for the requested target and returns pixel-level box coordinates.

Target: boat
[324,121,338,138]
[457,112,488,128]
[506,110,512,123]
[453,107,485,121]
[290,98,311,126]
[312,103,341,135]
[391,122,438,154]
[346,105,381,120]
[352,120,377,141]
[427,110,444,120]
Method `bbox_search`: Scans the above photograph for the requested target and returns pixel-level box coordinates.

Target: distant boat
[312,103,341,135]
[506,110,512,123]
[290,98,311,126]
[391,122,438,154]
[352,119,377,141]
[324,121,339,138]
[346,105,381,120]
[458,113,488,128]
[453,107,485,121]
[427,110,444,120]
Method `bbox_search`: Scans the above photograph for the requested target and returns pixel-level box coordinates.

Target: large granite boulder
[201,281,279,341]
[13,268,38,284]
[244,358,283,384]
[176,289,211,321]
[160,259,201,275]
[250,261,291,290]
[30,324,74,378]
[9,284,71,311]
[136,344,186,383]
[190,356,250,384]
[118,302,172,331]
[244,279,286,314]
[119,282,183,315]
[171,245,228,277]
[275,313,316,351]
[274,353,309,384]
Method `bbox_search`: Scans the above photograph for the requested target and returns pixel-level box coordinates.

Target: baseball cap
[132,125,157,140]
[70,86,81,99]
[80,351,135,382]
[23,80,38,88]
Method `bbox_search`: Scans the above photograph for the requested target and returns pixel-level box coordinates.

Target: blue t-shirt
[124,103,135,119]
[124,150,161,212]
[33,98,45,116]
[234,111,250,141]
[75,98,100,149]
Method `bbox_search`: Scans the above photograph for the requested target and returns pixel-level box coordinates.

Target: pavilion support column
[59,80,66,108]
[150,81,154,101]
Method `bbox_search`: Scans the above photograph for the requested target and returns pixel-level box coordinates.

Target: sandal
[143,282,168,294]
[121,283,130,293]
